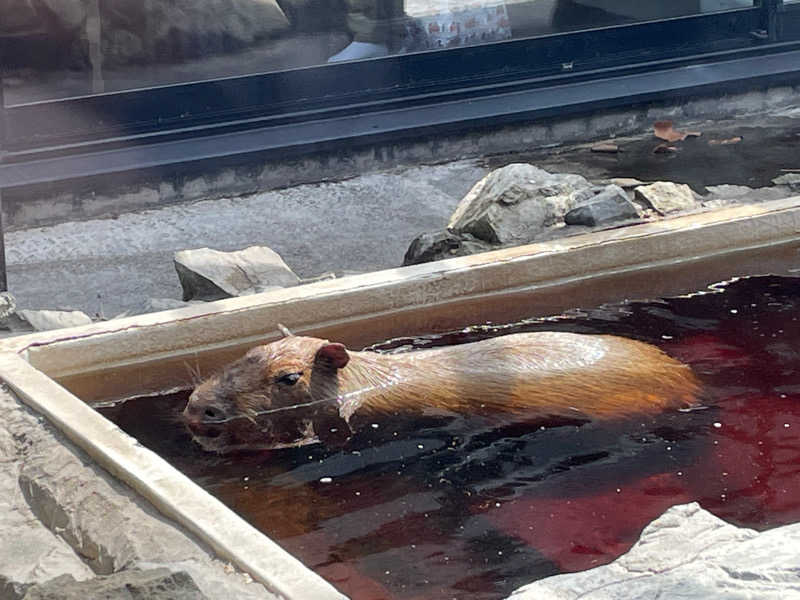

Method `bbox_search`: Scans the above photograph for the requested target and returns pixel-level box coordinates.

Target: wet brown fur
[183,332,700,452]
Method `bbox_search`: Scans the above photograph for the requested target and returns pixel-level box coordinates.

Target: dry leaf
[708,136,742,146]
[654,121,702,142]
[591,143,620,153]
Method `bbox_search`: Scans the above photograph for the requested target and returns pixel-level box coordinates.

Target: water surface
[101,275,800,600]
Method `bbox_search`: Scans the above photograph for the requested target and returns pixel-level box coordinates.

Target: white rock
[634,182,698,215]
[772,173,800,190]
[448,164,592,244]
[174,246,300,301]
[508,502,800,600]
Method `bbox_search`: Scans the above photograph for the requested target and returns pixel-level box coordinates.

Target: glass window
[1,0,758,105]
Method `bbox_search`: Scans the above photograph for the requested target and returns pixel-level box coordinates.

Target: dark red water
[100,275,800,600]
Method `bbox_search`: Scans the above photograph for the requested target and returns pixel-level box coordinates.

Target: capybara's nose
[183,393,227,424]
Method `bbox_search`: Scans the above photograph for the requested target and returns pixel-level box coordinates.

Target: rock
[771,173,800,190]
[137,297,193,313]
[15,310,93,332]
[704,184,754,199]
[1,388,273,600]
[602,177,646,189]
[564,185,641,227]
[0,292,17,321]
[448,164,593,245]
[174,246,300,301]
[0,528,93,599]
[102,0,290,66]
[703,184,793,207]
[22,569,207,600]
[634,181,698,215]
[403,230,492,266]
[508,502,800,599]
[0,416,94,600]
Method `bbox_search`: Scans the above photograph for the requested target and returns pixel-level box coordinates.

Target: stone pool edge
[1,196,799,599]
[0,352,347,600]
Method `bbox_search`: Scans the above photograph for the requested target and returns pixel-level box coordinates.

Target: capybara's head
[182,334,351,453]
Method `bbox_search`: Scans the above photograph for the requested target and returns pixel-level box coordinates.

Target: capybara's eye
[277,372,302,386]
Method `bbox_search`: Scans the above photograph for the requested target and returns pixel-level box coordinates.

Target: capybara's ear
[316,343,350,369]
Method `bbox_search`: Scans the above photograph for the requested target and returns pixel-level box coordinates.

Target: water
[99,275,800,600]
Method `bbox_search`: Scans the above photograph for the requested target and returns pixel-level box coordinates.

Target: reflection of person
[328,0,404,61]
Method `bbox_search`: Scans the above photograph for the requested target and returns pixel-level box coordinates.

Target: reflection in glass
[0,0,756,104]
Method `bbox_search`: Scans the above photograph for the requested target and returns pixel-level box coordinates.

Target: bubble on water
[713,422,722,428]
[319,476,333,483]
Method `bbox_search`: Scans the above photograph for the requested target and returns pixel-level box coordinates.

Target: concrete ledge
[3,196,800,399]
[0,354,346,600]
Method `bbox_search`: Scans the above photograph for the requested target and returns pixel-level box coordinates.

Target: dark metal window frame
[0,1,798,182]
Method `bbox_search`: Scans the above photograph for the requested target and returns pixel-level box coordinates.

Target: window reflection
[0,0,756,104]
[551,1,754,32]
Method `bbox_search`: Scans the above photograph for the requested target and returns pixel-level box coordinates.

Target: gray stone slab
[0,398,96,600]
[21,569,207,600]
[772,173,800,190]
[564,184,641,226]
[509,502,800,600]
[0,388,278,600]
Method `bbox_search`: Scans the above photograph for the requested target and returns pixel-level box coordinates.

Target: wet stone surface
[0,387,277,600]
